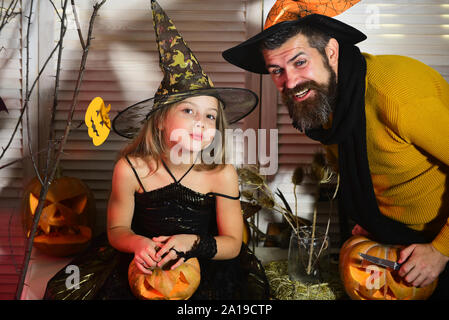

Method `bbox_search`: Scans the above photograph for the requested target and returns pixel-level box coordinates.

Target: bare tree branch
[48,0,62,21]
[23,0,42,185]
[0,143,64,171]
[53,0,107,167]
[15,0,107,300]
[44,0,70,178]
[0,20,67,162]
[14,0,71,300]
[0,0,20,34]
[71,0,85,49]
[0,0,4,23]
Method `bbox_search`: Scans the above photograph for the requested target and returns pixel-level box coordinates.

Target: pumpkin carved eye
[339,236,438,300]
[22,176,96,257]
[29,193,53,215]
[59,194,88,215]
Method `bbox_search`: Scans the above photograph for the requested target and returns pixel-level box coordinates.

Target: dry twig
[0,0,70,163]
[0,0,20,34]
[71,0,85,49]
[15,0,106,300]
[23,0,42,185]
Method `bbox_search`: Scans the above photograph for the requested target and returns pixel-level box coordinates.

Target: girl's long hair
[119,98,228,175]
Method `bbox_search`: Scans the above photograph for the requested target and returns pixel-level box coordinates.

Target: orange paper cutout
[264,0,361,30]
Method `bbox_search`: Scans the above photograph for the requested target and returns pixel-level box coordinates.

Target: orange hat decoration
[264,0,360,29]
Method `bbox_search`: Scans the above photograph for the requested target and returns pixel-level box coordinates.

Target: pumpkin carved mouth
[128,258,201,300]
[142,271,191,299]
[143,278,165,299]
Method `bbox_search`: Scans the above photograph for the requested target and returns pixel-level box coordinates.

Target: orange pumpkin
[128,258,201,300]
[339,235,437,300]
[21,176,96,257]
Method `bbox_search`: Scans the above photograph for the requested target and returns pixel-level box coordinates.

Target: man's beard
[281,66,338,132]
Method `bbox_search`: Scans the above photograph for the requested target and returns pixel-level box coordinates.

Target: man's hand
[398,243,449,287]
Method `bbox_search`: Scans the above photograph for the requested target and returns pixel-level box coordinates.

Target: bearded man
[223,1,449,299]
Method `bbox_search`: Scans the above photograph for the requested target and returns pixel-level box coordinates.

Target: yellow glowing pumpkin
[128,258,201,300]
[339,235,437,300]
[22,176,96,257]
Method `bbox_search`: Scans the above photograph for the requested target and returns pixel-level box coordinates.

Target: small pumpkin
[21,176,96,257]
[128,258,201,300]
[339,235,437,300]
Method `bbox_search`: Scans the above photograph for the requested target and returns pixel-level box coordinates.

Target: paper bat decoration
[84,97,111,146]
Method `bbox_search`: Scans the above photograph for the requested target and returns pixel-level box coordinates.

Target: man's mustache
[282,80,328,97]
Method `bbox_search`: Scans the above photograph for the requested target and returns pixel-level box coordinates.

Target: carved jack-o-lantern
[21,176,96,257]
[339,236,437,300]
[128,258,201,300]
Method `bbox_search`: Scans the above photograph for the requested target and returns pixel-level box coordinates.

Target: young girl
[45,0,268,300]
[108,94,240,269]
[106,93,267,299]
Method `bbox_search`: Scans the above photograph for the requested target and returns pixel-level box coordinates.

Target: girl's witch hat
[112,0,258,139]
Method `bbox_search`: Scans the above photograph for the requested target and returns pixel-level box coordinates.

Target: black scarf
[305,44,429,246]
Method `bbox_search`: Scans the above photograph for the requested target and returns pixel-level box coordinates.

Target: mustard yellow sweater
[326,53,449,256]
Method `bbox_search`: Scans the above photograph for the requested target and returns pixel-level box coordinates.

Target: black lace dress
[44,160,270,300]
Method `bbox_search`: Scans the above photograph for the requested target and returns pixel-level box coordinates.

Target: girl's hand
[152,234,199,270]
[133,236,162,274]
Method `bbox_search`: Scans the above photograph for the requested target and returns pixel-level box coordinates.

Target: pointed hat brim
[112,87,258,139]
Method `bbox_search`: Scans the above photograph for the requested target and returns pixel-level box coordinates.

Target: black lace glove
[173,235,217,260]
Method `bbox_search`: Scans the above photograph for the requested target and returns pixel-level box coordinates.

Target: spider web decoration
[264,0,361,30]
